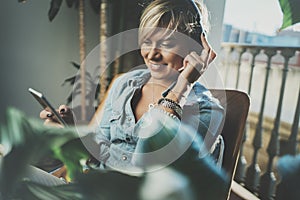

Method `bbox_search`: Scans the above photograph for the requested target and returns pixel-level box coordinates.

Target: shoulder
[189,82,222,107]
[193,82,209,94]
[192,82,213,100]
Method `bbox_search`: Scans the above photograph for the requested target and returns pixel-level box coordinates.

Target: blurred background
[0,1,299,199]
[0,0,226,122]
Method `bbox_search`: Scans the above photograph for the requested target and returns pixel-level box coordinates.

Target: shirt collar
[127,69,151,87]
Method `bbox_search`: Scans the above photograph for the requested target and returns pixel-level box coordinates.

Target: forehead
[141,27,187,42]
[140,27,202,50]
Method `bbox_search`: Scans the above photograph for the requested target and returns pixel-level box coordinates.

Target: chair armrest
[229,180,260,200]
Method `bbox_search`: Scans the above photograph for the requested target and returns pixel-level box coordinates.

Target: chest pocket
[109,113,124,142]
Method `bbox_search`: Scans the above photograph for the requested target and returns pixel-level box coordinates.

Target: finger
[40,109,53,119]
[200,47,215,67]
[59,105,71,115]
[200,33,211,52]
[189,50,209,75]
[189,51,205,70]
[201,49,211,66]
[200,34,217,64]
[40,109,61,124]
[208,48,216,64]
[58,105,74,124]
[183,52,205,72]
[183,53,192,68]
[181,52,206,83]
[44,119,64,128]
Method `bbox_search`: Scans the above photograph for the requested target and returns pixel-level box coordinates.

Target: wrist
[157,98,183,120]
[165,76,192,106]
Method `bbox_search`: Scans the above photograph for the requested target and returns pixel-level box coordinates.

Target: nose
[147,46,162,61]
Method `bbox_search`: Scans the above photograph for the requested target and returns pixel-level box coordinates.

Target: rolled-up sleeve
[183,83,224,155]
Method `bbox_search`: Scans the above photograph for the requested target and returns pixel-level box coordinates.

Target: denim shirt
[94,69,224,173]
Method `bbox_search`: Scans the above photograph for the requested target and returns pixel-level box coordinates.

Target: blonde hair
[138,0,210,45]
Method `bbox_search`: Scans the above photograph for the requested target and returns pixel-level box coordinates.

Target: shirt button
[125,134,131,142]
[122,155,127,161]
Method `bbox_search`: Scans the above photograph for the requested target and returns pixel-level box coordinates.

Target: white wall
[0,0,99,122]
[0,0,228,122]
[200,0,227,89]
[204,0,227,53]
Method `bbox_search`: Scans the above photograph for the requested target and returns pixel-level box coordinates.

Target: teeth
[150,63,166,70]
[150,63,159,70]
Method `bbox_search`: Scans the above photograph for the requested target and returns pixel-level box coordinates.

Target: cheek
[140,48,147,59]
[164,52,184,67]
[163,47,187,60]
[174,56,184,68]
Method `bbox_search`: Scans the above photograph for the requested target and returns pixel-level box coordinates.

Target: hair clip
[138,0,152,8]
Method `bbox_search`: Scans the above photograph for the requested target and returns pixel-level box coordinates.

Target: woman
[42,0,224,173]
[0,1,227,199]
[91,0,224,174]
[38,1,229,199]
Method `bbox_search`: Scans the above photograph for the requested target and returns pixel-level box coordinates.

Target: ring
[201,49,208,55]
[198,61,205,70]
[199,62,207,74]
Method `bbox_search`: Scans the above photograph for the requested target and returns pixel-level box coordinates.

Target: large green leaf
[0,107,230,200]
[48,0,63,21]
[17,170,141,200]
[0,108,89,197]
[279,0,300,29]
[0,107,140,200]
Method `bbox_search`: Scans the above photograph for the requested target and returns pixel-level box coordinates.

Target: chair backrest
[209,89,250,182]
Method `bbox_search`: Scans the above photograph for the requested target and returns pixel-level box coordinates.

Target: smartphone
[28,88,67,126]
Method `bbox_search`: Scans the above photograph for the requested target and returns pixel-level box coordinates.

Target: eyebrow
[142,31,179,43]
[159,34,178,43]
[161,37,176,42]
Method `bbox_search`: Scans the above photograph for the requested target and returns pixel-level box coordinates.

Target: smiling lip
[148,62,167,71]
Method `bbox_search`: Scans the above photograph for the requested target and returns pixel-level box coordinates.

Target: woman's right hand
[180,33,216,84]
[40,105,74,127]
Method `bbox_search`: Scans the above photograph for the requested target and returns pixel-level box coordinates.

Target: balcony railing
[219,43,300,200]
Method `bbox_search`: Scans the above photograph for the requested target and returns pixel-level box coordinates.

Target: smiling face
[140,29,189,84]
[138,0,207,84]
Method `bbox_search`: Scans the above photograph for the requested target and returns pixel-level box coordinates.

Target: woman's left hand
[180,33,216,84]
[39,105,74,127]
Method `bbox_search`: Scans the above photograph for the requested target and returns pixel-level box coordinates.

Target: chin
[150,71,178,83]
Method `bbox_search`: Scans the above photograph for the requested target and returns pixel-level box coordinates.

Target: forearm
[165,76,192,106]
[156,76,192,120]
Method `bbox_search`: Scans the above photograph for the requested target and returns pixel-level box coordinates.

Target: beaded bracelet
[154,107,181,121]
[158,98,183,119]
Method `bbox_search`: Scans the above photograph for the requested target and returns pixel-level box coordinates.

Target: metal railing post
[245,47,261,193]
[259,49,295,200]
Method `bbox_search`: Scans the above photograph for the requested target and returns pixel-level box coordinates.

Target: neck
[148,76,177,88]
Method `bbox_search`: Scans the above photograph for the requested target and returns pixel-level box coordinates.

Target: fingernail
[178,67,185,73]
